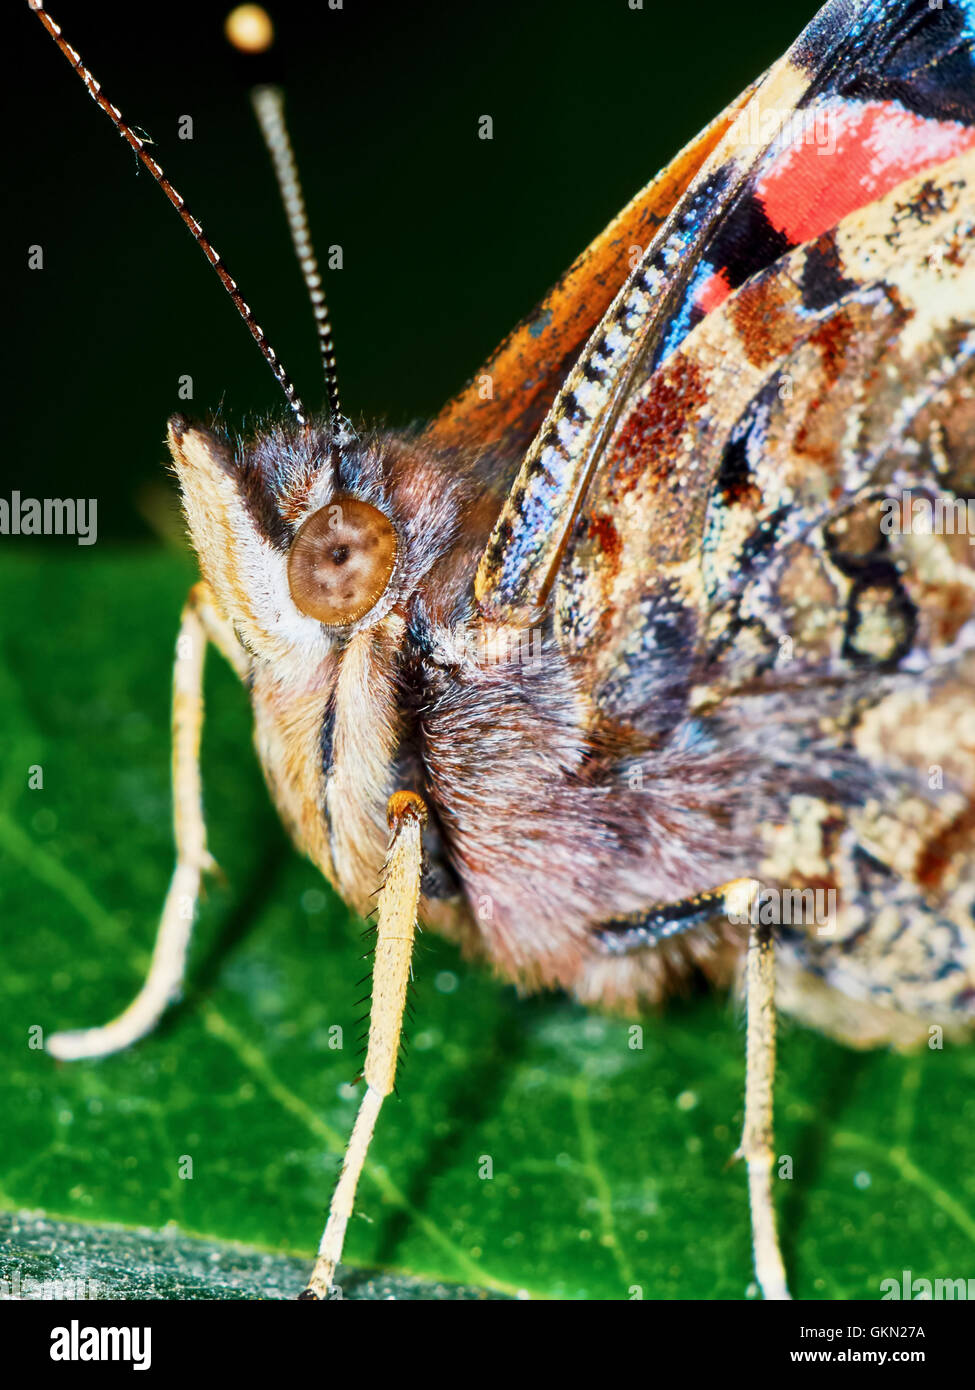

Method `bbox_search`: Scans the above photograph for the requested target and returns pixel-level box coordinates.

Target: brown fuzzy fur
[170,414,771,1011]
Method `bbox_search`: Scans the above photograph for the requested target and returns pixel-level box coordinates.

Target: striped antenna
[29,1,308,424]
[252,85,342,423]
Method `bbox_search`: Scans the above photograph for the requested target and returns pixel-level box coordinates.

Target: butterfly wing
[547,0,975,1035]
[475,0,975,625]
[555,152,975,719]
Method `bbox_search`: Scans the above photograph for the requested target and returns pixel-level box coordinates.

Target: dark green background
[5,0,973,1303]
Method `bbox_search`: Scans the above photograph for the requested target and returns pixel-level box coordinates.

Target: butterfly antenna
[251,85,343,424]
[28,1,307,424]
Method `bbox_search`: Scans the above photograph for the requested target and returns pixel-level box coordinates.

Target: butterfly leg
[47,582,241,1062]
[301,791,426,1300]
[737,917,791,1300]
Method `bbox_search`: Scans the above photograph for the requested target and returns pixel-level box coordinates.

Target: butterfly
[32,0,975,1300]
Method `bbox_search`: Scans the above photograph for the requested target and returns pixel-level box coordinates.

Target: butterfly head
[167,413,475,670]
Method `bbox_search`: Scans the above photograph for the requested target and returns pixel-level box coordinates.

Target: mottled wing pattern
[561,154,975,1041]
[475,0,975,626]
[643,0,975,372]
[549,0,975,1041]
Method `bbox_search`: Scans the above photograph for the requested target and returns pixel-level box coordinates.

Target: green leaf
[0,1210,505,1301]
[2,550,974,1301]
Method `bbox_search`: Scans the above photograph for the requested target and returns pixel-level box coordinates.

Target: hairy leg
[47,582,242,1061]
[301,792,426,1300]
[737,917,791,1300]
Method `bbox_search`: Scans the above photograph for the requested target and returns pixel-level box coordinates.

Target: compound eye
[287,497,397,625]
